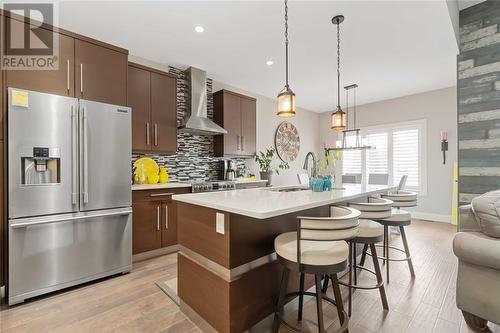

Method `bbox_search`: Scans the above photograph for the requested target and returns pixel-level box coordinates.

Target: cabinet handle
[237,135,240,151]
[241,135,245,152]
[150,192,174,197]
[66,59,70,94]
[165,205,168,229]
[146,123,150,145]
[156,206,160,231]
[80,63,84,94]
[154,123,158,146]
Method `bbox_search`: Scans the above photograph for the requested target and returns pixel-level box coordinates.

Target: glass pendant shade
[277,88,296,117]
[331,106,346,130]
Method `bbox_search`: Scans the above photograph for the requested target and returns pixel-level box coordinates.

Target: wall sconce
[441,131,448,164]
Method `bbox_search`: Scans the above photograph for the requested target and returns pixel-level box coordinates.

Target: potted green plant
[255,147,289,185]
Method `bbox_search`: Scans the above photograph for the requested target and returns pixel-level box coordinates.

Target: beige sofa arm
[459,204,481,232]
[453,232,500,271]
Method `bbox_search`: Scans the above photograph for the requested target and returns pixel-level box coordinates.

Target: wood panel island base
[174,185,395,333]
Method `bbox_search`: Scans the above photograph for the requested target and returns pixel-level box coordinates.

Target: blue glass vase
[311,178,325,192]
[323,176,332,191]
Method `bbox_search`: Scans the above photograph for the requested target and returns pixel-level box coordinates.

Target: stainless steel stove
[191,180,236,193]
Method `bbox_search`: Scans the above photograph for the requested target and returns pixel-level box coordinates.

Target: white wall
[212,81,321,186]
[320,87,457,221]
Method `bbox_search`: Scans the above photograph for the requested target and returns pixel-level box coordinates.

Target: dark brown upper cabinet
[128,65,151,151]
[4,17,75,97]
[4,15,128,107]
[151,72,177,153]
[75,40,127,106]
[128,63,177,154]
[214,89,256,157]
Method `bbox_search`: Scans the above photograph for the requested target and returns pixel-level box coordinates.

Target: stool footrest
[276,290,349,333]
[279,309,349,333]
[366,244,412,262]
[338,265,384,290]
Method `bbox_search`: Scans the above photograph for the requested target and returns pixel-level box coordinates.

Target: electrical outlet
[216,212,225,235]
[0,285,4,299]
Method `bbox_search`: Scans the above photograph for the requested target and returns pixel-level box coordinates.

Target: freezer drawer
[8,208,132,305]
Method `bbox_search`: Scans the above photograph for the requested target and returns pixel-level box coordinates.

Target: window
[341,120,426,194]
[366,131,388,175]
[342,134,361,175]
[393,128,419,188]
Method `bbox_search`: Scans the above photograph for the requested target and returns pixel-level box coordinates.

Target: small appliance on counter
[219,160,236,180]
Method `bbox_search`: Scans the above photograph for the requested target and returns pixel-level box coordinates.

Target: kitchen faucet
[303,152,317,179]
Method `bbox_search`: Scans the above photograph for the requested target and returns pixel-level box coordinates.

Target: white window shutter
[393,128,419,189]
[366,132,388,175]
[342,134,362,175]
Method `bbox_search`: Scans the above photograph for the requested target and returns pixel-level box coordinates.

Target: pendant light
[331,15,346,130]
[277,0,296,117]
[324,83,374,152]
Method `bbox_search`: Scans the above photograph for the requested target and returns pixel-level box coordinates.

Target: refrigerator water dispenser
[21,147,61,185]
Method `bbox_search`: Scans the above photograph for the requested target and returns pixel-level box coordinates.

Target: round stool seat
[382,191,417,208]
[356,219,384,242]
[275,232,349,266]
[380,209,412,226]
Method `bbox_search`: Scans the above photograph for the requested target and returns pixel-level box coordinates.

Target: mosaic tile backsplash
[132,66,246,182]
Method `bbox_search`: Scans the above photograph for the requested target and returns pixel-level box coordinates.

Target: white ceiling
[58,1,458,112]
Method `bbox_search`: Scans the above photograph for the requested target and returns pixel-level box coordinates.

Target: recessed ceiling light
[266,60,274,66]
[194,26,204,33]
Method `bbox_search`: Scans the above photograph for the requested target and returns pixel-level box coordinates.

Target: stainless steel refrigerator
[7,88,132,305]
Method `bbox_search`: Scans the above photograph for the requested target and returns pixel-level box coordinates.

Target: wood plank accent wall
[458,1,500,204]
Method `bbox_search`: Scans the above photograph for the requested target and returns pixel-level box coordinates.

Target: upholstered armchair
[453,191,500,331]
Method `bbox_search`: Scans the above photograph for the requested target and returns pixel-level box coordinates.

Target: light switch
[216,212,225,235]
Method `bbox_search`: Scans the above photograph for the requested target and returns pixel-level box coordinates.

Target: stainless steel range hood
[178,67,227,135]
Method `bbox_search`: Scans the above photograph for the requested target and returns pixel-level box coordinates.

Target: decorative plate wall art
[274,121,300,162]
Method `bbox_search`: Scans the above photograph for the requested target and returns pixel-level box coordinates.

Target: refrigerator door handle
[82,105,89,204]
[10,209,133,228]
[71,104,78,205]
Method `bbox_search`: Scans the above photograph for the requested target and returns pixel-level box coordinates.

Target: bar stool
[272,206,361,333]
[323,197,393,316]
[378,190,418,283]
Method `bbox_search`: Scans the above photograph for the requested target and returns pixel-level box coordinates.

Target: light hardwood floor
[1,219,499,333]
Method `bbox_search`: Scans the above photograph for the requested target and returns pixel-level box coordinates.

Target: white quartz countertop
[172,184,397,219]
[131,183,192,191]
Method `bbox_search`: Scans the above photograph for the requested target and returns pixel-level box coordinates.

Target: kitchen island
[173,184,396,333]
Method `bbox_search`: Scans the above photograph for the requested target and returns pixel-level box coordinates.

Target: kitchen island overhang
[173,184,396,333]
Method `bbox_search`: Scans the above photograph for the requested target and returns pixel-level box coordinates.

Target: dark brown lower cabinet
[132,199,162,254]
[132,187,189,254]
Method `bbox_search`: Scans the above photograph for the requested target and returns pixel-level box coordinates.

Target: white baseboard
[410,211,451,223]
